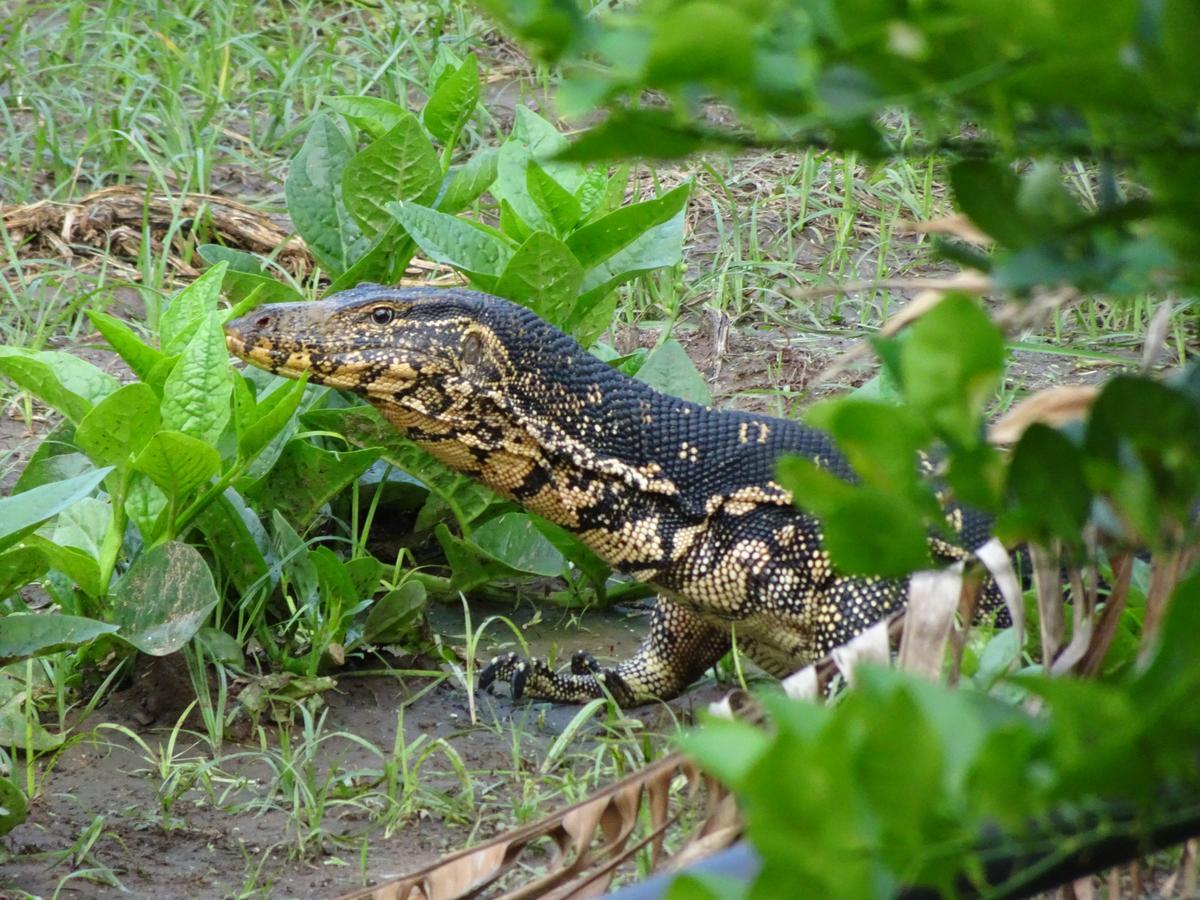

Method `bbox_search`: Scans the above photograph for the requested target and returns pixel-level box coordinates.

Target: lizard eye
[370,306,394,325]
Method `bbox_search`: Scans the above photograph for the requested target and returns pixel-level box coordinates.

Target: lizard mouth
[224,328,309,379]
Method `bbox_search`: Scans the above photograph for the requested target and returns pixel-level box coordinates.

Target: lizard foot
[478,651,630,704]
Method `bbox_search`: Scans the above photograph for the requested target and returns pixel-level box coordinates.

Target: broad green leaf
[0,705,63,751]
[0,612,119,666]
[23,535,103,598]
[806,399,931,499]
[0,467,112,553]
[50,496,110,561]
[124,472,169,542]
[160,262,227,355]
[12,423,91,495]
[824,489,931,576]
[238,374,308,461]
[493,231,584,326]
[634,339,710,405]
[499,198,534,243]
[133,431,222,502]
[195,625,245,667]
[0,349,119,425]
[950,160,1029,248]
[0,546,47,600]
[326,226,418,294]
[435,523,506,592]
[75,382,160,467]
[437,147,499,214]
[567,182,691,270]
[363,580,428,645]
[388,201,513,286]
[0,776,27,836]
[196,243,265,274]
[571,206,686,315]
[324,94,410,140]
[88,310,163,382]
[247,440,379,526]
[511,106,585,191]
[900,294,1005,447]
[194,490,270,595]
[160,313,233,445]
[556,109,713,162]
[473,512,566,577]
[423,53,480,146]
[493,107,584,228]
[285,115,368,276]
[526,162,582,234]
[343,113,442,237]
[644,1,753,84]
[110,541,220,656]
[575,167,610,219]
[775,454,855,520]
[999,424,1091,545]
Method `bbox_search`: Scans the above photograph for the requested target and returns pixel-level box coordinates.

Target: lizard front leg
[479,598,731,705]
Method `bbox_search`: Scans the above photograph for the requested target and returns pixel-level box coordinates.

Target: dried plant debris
[2,185,310,281]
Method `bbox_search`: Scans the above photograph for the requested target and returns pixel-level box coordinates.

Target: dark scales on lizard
[225,284,1001,706]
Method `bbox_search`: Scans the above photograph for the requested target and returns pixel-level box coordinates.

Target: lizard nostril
[255,315,272,328]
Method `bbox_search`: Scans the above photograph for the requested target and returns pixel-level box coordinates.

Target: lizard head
[224,284,515,405]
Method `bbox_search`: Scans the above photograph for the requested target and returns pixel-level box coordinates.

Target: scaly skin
[225,284,1000,705]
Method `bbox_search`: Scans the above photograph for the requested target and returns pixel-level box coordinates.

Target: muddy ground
[1,597,732,899]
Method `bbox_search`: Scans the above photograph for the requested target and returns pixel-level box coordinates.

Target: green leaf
[950,160,1029,248]
[75,383,161,468]
[900,294,1005,447]
[423,53,480,145]
[775,455,855,520]
[0,467,113,553]
[160,313,233,445]
[343,113,443,237]
[0,612,119,666]
[0,775,27,836]
[247,440,379,526]
[569,207,687,319]
[0,705,63,751]
[238,374,308,461]
[634,339,711,405]
[133,431,222,502]
[805,398,931,499]
[160,262,227,355]
[23,535,103,598]
[88,310,163,382]
[567,182,691,270]
[493,231,584,327]
[363,580,428,645]
[0,349,118,425]
[435,523,506,592]
[823,489,931,576]
[285,115,368,276]
[0,546,48,600]
[473,512,566,577]
[110,541,220,656]
[556,109,714,162]
[526,162,582,234]
[437,147,499,214]
[499,198,534,243]
[324,94,410,140]
[124,472,169,543]
[388,201,514,286]
[999,424,1091,545]
[193,490,270,595]
[195,246,304,303]
[493,107,584,229]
